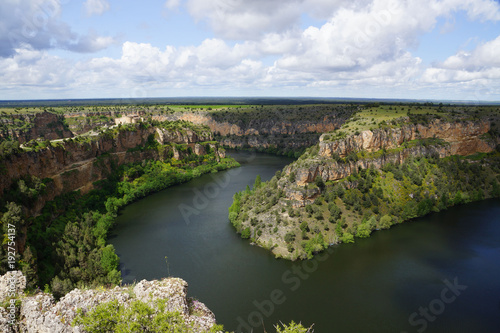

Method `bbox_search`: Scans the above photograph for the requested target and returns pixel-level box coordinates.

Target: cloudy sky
[1,0,500,101]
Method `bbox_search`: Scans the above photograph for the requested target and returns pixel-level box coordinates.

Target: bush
[241,228,251,239]
[275,320,313,333]
[341,232,354,244]
[379,215,392,229]
[73,299,226,332]
[356,222,371,238]
[285,232,296,243]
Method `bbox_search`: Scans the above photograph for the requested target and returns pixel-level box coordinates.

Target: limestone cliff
[229,118,500,260]
[318,119,493,159]
[0,112,73,143]
[293,119,496,189]
[0,123,225,210]
[0,271,220,333]
[155,126,212,144]
[153,105,356,151]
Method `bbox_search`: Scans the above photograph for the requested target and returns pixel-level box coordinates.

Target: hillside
[0,118,238,299]
[229,107,500,260]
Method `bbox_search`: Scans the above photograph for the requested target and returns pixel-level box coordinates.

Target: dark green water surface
[110,151,500,333]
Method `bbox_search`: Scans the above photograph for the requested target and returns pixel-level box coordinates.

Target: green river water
[110,151,500,333]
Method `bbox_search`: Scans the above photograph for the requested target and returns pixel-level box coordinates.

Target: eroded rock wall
[281,120,496,207]
[319,120,493,158]
[0,112,73,143]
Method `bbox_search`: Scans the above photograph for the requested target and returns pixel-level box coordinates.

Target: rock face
[159,112,343,137]
[293,146,449,186]
[281,120,496,207]
[0,125,224,200]
[319,120,493,158]
[0,112,73,143]
[0,271,26,303]
[153,107,354,151]
[0,272,219,333]
[0,126,155,199]
[155,127,212,144]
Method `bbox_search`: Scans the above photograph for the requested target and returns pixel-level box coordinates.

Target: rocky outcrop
[0,112,73,143]
[280,120,496,207]
[155,127,212,145]
[0,272,219,333]
[0,271,26,304]
[155,112,341,137]
[319,119,494,158]
[282,145,449,208]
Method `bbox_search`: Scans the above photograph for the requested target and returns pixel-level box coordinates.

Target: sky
[1,0,500,101]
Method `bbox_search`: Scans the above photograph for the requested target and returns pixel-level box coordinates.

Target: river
[110,151,500,333]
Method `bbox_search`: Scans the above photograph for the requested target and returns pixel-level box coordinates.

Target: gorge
[1,102,499,332]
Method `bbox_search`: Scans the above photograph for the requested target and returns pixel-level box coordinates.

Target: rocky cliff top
[318,119,493,158]
[0,271,219,333]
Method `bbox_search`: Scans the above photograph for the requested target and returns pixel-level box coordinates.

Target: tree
[241,228,251,239]
[254,175,262,189]
[21,246,38,289]
[356,222,371,238]
[314,175,325,191]
[379,215,392,229]
[285,232,296,243]
[2,202,25,253]
[341,232,354,244]
[100,245,119,273]
[328,203,342,220]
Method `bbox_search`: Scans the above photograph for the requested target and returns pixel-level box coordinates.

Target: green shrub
[241,228,251,239]
[73,299,226,333]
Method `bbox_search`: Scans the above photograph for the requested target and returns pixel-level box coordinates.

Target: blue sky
[1,0,500,101]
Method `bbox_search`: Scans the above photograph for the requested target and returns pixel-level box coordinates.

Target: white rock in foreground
[0,272,219,333]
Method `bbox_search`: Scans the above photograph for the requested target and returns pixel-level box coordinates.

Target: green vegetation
[73,298,226,333]
[230,152,500,260]
[72,296,313,333]
[0,140,238,297]
[323,103,500,138]
[275,321,314,333]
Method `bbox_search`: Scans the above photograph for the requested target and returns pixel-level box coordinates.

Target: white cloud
[422,35,500,84]
[182,0,500,40]
[0,0,115,57]
[3,0,500,100]
[164,0,181,10]
[0,48,74,88]
[185,0,305,39]
[84,0,110,17]
[419,35,500,100]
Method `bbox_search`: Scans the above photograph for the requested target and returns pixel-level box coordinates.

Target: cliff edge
[0,271,220,333]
